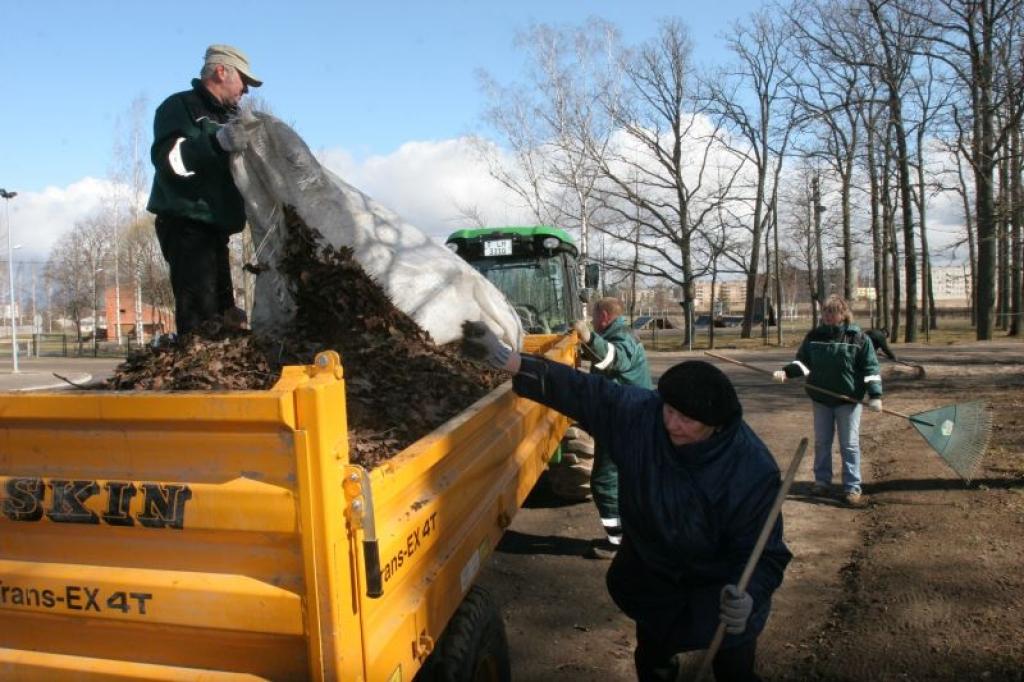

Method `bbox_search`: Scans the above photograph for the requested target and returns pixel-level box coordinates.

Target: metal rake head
[909,400,992,483]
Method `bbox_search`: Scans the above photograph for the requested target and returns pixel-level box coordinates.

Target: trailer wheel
[416,586,511,682]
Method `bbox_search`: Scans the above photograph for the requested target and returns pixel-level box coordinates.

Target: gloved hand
[772,370,787,383]
[572,320,592,344]
[720,584,753,634]
[461,321,516,371]
[868,398,883,412]
[216,121,250,152]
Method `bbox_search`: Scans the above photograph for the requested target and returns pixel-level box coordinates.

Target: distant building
[102,286,172,338]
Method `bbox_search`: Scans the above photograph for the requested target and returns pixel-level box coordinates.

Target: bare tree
[907,0,1024,339]
[45,232,91,341]
[476,18,620,290]
[787,0,871,306]
[108,95,151,344]
[593,19,746,346]
[906,58,954,334]
[711,8,799,339]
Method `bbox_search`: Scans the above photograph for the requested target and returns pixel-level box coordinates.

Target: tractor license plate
[483,239,513,257]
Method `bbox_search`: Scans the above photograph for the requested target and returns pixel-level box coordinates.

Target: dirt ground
[476,340,1024,681]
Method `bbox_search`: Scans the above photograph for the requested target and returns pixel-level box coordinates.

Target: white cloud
[1,178,117,263]
[11,130,976,273]
[7,139,539,269]
[317,138,535,241]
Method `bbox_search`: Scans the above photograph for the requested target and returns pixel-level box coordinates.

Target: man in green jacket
[573,298,652,559]
[147,44,261,336]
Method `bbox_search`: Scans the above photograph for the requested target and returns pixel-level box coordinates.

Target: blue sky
[3,0,763,193]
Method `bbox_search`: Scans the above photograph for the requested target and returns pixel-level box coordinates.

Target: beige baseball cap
[204,44,263,87]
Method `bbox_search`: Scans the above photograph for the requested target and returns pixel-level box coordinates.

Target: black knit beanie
[657,360,742,427]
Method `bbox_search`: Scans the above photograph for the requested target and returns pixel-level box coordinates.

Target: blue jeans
[812,401,862,494]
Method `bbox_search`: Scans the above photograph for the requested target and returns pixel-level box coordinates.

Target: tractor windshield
[470,256,570,334]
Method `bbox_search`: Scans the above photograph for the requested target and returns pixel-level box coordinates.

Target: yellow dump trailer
[0,334,575,681]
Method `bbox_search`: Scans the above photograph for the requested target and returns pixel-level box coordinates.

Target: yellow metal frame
[0,334,575,680]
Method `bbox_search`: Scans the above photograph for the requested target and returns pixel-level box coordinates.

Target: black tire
[415,586,511,682]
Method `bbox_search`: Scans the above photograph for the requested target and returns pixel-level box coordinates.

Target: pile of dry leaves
[106,206,506,468]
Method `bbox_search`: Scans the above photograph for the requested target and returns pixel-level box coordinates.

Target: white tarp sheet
[230,112,524,349]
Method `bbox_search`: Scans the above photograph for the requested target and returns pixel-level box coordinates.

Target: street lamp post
[0,188,18,374]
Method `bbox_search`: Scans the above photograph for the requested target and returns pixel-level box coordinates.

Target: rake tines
[908,399,992,483]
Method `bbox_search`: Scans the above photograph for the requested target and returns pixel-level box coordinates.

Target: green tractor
[445,225,598,335]
[447,226,598,500]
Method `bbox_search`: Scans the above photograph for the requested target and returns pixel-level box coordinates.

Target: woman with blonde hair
[773,295,883,507]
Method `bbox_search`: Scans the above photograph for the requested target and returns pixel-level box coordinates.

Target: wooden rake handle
[703,351,912,420]
[692,437,809,682]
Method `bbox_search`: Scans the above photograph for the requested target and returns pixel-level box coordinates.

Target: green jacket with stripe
[783,322,882,406]
[585,316,653,389]
[146,80,246,234]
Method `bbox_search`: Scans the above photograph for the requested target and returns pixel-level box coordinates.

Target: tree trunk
[813,176,826,316]
[742,140,769,340]
[892,108,918,342]
[867,119,884,329]
[955,148,978,327]
[1007,122,1015,333]
[841,138,856,300]
[997,153,1010,330]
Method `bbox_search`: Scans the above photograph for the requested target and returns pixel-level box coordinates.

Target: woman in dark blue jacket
[462,322,791,681]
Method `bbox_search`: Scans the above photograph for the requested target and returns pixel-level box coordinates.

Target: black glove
[461,321,514,370]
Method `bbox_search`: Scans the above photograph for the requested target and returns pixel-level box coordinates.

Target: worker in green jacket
[147,44,261,336]
[774,294,883,507]
[573,298,653,559]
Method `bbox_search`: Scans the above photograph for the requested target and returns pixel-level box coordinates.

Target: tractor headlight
[542,237,559,250]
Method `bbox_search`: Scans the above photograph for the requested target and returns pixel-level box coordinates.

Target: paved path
[0,357,122,391]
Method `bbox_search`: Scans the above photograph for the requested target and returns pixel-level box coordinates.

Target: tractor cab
[446,226,597,334]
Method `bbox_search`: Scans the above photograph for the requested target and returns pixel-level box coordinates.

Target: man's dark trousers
[155,215,234,335]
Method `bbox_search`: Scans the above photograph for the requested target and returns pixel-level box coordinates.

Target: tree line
[475,0,1024,344]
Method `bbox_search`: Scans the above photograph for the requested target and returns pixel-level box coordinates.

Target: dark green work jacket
[586,316,653,389]
[146,79,246,233]
[784,322,883,406]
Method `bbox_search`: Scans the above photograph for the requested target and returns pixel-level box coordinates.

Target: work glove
[868,398,883,412]
[461,321,515,371]
[572,320,592,344]
[216,121,250,153]
[772,370,787,383]
[720,584,753,635]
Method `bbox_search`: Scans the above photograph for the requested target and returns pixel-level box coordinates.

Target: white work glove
[572,320,592,344]
[216,121,250,152]
[868,398,883,412]
[461,321,516,371]
[772,370,787,383]
[720,584,753,634]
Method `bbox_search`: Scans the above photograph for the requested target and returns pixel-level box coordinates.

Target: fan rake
[705,352,992,482]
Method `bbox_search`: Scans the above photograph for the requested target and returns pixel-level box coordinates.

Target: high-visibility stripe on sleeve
[168,137,195,177]
[864,374,881,383]
[593,343,616,370]
[793,360,810,376]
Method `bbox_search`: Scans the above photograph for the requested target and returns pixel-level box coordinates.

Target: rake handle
[703,351,913,420]
[693,438,809,682]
